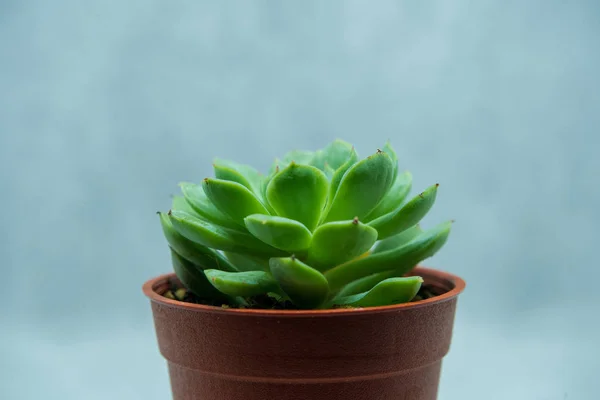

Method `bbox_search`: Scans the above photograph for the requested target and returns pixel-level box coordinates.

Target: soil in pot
[161,275,444,309]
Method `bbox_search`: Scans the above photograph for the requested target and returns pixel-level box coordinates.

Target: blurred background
[1,0,598,399]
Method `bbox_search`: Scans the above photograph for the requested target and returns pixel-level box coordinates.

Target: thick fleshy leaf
[368,184,438,239]
[213,160,254,191]
[179,182,240,230]
[383,140,399,182]
[307,218,378,271]
[214,158,264,194]
[363,171,412,222]
[171,195,199,216]
[244,214,312,253]
[311,139,354,171]
[159,212,237,272]
[170,249,230,299]
[266,163,328,231]
[322,150,395,223]
[335,270,398,298]
[325,139,355,170]
[324,221,452,291]
[333,276,423,307]
[372,224,423,254]
[202,178,270,227]
[169,210,286,257]
[269,257,330,309]
[223,252,270,272]
[258,167,278,215]
[204,270,279,297]
[336,225,424,295]
[326,147,359,210]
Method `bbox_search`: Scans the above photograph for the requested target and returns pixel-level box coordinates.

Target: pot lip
[142,266,465,317]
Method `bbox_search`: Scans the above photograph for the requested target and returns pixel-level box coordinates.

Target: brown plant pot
[143,266,465,400]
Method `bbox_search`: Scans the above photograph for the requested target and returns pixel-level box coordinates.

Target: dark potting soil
[162,277,445,310]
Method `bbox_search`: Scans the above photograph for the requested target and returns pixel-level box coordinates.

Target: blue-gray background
[1,1,598,399]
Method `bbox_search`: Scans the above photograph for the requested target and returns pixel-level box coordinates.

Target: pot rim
[143,266,465,317]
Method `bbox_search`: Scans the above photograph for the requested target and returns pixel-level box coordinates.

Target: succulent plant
[158,139,452,309]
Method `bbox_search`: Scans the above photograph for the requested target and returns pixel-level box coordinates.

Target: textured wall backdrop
[1,1,598,399]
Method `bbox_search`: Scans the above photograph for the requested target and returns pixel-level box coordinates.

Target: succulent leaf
[259,167,279,215]
[244,214,312,253]
[213,159,255,192]
[307,218,378,271]
[323,139,355,170]
[170,249,230,299]
[363,171,412,222]
[169,210,286,257]
[310,139,353,170]
[368,184,439,239]
[204,270,279,297]
[333,276,423,307]
[266,163,328,231]
[202,178,270,227]
[322,150,395,223]
[179,182,241,230]
[326,147,359,209]
[335,270,399,298]
[223,252,270,272]
[383,140,399,182]
[372,224,423,254]
[269,257,329,309]
[324,221,453,292]
[171,195,199,216]
[159,212,238,272]
[214,158,263,190]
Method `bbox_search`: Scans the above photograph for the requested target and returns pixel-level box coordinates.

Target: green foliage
[269,256,330,309]
[158,139,452,309]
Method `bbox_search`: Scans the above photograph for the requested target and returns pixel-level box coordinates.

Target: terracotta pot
[143,266,465,400]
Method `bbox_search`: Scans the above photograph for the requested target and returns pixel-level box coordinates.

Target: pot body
[143,267,465,400]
